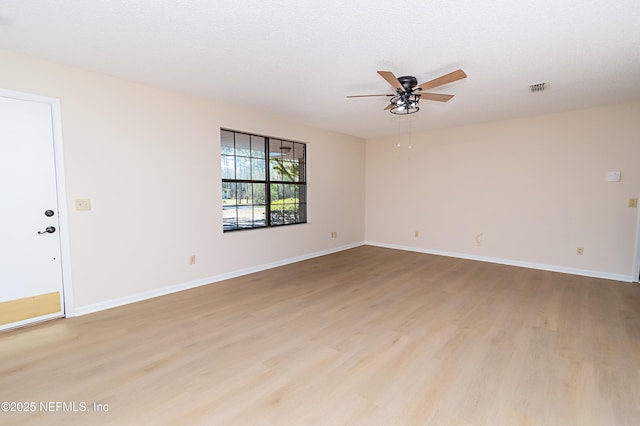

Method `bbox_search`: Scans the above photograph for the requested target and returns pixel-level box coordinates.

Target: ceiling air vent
[529,82,549,92]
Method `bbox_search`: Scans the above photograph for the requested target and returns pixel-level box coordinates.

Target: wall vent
[529,82,549,92]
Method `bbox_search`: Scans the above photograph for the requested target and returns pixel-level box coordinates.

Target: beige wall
[0,49,366,310]
[366,102,640,278]
[2,48,638,316]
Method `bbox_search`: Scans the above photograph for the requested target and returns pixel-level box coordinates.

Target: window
[221,129,307,232]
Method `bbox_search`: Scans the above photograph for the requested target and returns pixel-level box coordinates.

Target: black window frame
[221,128,307,232]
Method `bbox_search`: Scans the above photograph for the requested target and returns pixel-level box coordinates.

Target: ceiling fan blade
[384,103,394,110]
[415,69,467,91]
[418,93,455,102]
[346,94,394,98]
[377,71,403,91]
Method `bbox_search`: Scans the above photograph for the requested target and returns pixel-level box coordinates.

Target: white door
[0,94,65,331]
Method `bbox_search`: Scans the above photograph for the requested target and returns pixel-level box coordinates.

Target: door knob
[38,226,56,234]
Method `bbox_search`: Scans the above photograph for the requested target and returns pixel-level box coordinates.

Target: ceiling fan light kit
[348,69,467,115]
[390,93,420,114]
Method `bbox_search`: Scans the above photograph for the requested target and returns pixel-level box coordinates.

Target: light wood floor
[1,246,639,425]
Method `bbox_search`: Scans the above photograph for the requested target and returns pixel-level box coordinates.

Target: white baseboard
[73,241,365,317]
[72,239,631,317]
[365,241,633,283]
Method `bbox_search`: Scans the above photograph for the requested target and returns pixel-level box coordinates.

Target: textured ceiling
[1,1,639,139]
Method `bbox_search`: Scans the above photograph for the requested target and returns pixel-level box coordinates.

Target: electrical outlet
[190,255,196,265]
[629,198,638,208]
[414,231,419,238]
[330,231,337,239]
[75,199,91,211]
[576,247,584,255]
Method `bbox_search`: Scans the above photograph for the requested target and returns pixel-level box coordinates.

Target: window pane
[271,213,284,225]
[294,142,305,182]
[294,142,305,164]
[297,160,306,182]
[292,192,306,223]
[271,159,300,182]
[269,139,283,158]
[236,156,251,180]
[253,183,266,204]
[252,158,265,180]
[283,183,297,200]
[282,184,300,224]
[237,204,253,229]
[269,159,282,181]
[221,130,235,155]
[297,184,307,204]
[281,141,294,160]
[286,160,298,182]
[270,183,284,202]
[254,205,266,227]
[251,135,265,158]
[235,133,251,157]
[298,203,307,223]
[281,160,292,182]
[223,206,238,231]
[221,155,235,179]
[237,182,252,204]
[284,202,299,224]
[270,183,284,226]
[222,181,237,205]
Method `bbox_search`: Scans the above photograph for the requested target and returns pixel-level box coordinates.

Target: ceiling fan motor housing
[398,76,418,92]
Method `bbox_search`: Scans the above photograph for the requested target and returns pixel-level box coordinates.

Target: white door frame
[1,87,74,317]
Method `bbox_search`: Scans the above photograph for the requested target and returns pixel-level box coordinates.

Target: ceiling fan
[347,69,467,115]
